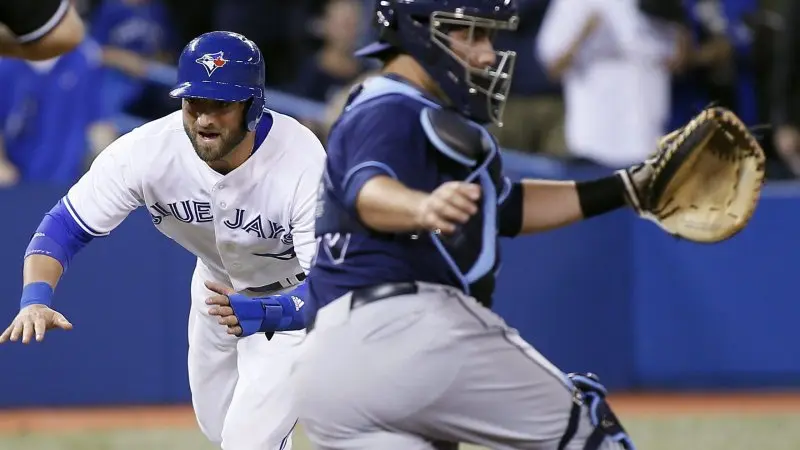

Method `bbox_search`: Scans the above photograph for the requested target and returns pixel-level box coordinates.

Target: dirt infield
[1,393,800,434]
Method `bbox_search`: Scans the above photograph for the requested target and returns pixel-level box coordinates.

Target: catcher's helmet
[355,0,518,126]
[170,31,266,132]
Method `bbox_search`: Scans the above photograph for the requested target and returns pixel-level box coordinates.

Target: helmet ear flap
[244,94,266,132]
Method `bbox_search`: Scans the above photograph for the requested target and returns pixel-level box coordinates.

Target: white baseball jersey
[63,109,326,294]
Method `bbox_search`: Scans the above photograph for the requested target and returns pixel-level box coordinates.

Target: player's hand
[0,304,72,344]
[416,181,481,235]
[204,281,243,336]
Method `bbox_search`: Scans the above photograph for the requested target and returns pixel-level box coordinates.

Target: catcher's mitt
[619,106,766,243]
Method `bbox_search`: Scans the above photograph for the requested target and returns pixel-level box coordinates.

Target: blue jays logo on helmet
[170,31,267,131]
[355,0,518,126]
[195,51,228,76]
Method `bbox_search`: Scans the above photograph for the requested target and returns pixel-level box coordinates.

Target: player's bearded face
[182,99,248,162]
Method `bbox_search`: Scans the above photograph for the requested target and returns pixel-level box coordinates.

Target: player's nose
[471,39,496,68]
[196,113,214,128]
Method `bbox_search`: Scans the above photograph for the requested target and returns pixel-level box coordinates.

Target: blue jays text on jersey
[307,74,524,320]
[148,200,296,264]
[149,200,293,243]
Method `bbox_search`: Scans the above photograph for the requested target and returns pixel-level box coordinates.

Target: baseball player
[208,0,671,448]
[0,31,325,450]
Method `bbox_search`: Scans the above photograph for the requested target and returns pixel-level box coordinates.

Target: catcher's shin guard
[559,373,636,450]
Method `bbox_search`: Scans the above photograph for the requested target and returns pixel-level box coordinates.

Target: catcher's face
[445,26,498,69]
[182,98,249,163]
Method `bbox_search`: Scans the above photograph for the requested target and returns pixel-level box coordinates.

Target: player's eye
[446,26,494,43]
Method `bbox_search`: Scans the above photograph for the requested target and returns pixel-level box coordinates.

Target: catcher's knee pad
[558,373,636,450]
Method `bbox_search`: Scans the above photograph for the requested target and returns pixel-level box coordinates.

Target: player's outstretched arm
[514,176,627,235]
[0,197,96,344]
[1,129,144,344]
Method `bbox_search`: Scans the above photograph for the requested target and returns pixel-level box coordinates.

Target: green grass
[2,414,800,450]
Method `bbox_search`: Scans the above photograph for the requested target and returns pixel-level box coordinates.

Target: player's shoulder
[266,109,326,167]
[333,87,430,143]
[348,91,427,125]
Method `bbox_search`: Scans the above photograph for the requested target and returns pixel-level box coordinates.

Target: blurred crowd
[0,0,798,186]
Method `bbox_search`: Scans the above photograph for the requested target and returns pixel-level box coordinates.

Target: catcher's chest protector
[332,76,506,305]
[420,107,505,305]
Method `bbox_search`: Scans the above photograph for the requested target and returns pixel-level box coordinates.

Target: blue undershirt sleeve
[25,197,95,271]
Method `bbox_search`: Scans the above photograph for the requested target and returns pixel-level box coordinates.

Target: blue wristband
[20,282,54,309]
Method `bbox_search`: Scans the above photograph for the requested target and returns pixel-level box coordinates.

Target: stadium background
[1,0,799,448]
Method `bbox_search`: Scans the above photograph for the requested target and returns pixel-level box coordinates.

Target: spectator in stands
[536,0,685,168]
[667,0,760,131]
[89,0,177,120]
[290,0,368,104]
[319,70,380,143]
[0,39,118,185]
[770,0,800,177]
[490,0,567,157]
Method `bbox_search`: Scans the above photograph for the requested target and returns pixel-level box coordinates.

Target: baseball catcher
[619,105,766,243]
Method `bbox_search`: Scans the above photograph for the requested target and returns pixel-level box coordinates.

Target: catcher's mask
[355,0,519,127]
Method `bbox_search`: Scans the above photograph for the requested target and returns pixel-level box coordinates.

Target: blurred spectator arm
[0,0,85,61]
[686,0,733,69]
[0,135,20,186]
[771,0,800,175]
[0,66,19,185]
[87,123,120,162]
[85,47,120,166]
[99,46,149,78]
[536,0,600,80]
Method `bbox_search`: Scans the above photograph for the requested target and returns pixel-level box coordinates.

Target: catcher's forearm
[518,175,627,234]
[356,176,428,233]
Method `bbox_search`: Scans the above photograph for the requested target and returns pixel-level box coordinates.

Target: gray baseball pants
[290,282,627,450]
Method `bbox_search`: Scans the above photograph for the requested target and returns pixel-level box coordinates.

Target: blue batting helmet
[170,31,266,132]
[355,0,519,126]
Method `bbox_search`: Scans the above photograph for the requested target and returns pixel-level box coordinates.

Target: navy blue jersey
[307,75,523,318]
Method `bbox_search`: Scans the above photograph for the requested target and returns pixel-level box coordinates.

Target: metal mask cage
[429,10,518,126]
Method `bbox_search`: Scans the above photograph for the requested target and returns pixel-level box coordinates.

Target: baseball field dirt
[1,393,799,450]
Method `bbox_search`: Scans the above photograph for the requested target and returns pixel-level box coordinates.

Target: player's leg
[292,287,475,450]
[402,290,630,450]
[220,329,305,450]
[187,265,240,446]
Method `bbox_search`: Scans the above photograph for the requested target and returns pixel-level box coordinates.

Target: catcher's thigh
[293,285,629,450]
[188,278,239,446]
[220,329,304,450]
